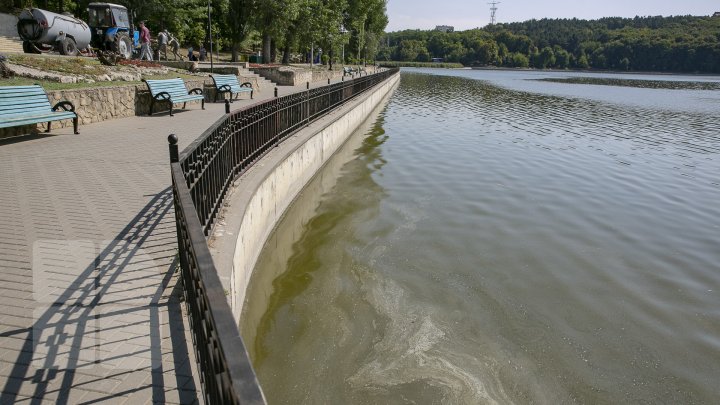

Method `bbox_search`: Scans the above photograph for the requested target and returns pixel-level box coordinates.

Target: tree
[508,52,529,67]
[254,0,300,63]
[531,46,555,68]
[228,0,253,61]
[553,46,570,68]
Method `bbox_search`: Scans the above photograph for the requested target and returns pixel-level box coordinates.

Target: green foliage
[24,0,388,67]
[378,61,464,69]
[380,15,720,73]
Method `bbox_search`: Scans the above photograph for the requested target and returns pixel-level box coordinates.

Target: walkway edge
[209,73,400,319]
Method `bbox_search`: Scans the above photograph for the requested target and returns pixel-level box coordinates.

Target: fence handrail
[169,68,399,404]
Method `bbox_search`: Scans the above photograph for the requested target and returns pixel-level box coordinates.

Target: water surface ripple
[242,70,720,404]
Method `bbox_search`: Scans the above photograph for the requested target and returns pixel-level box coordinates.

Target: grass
[1,53,208,90]
[8,54,109,76]
[0,76,139,90]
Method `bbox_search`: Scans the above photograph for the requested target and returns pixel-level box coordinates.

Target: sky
[386,0,720,31]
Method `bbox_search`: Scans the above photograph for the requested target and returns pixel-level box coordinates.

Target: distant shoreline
[468,66,720,78]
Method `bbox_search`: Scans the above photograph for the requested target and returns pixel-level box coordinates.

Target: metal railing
[168,68,399,404]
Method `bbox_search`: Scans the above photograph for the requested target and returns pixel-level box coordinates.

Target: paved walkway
[0,79,343,404]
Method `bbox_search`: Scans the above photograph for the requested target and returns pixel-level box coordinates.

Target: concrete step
[0,36,24,54]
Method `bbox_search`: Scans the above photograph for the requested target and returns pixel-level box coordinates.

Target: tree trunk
[232,42,239,62]
[282,44,290,65]
[262,32,271,64]
[270,39,277,63]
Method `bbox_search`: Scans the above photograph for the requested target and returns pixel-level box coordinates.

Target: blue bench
[209,74,253,102]
[142,78,205,116]
[0,85,79,134]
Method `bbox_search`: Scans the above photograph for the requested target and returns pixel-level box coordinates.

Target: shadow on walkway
[0,188,198,404]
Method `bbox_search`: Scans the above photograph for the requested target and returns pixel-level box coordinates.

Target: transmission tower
[488,1,501,25]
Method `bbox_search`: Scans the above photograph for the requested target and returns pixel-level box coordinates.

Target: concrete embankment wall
[209,72,400,319]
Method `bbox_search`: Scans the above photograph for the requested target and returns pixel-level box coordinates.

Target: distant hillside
[378,15,720,73]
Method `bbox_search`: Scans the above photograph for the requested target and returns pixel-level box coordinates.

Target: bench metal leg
[45,121,51,133]
[149,99,154,116]
[170,104,174,117]
[201,99,205,110]
[182,102,186,109]
[73,117,79,134]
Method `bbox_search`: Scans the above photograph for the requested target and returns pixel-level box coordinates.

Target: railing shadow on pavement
[0,187,198,404]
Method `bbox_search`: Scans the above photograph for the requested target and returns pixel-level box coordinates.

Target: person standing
[138,21,153,61]
[157,29,168,60]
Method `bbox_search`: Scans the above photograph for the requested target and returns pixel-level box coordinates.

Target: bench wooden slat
[0,94,49,102]
[0,112,76,127]
[0,108,56,117]
[0,111,76,122]
[0,100,53,109]
[0,86,50,95]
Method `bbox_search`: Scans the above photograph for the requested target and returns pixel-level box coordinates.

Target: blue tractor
[86,3,140,59]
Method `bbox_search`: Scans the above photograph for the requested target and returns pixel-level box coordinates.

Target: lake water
[241,69,720,404]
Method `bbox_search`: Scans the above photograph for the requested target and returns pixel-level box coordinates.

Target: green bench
[142,78,205,116]
[0,85,79,134]
[209,74,253,102]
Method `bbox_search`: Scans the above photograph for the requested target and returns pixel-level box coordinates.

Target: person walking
[169,34,182,61]
[138,21,153,61]
[157,29,168,60]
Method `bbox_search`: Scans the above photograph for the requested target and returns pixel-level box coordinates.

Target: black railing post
[168,134,179,163]
[165,68,398,405]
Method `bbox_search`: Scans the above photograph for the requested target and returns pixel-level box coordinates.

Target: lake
[241,68,720,404]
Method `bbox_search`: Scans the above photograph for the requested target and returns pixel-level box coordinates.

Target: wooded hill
[378,15,720,73]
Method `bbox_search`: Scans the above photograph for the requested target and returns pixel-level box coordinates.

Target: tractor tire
[23,41,41,54]
[112,33,133,59]
[59,37,78,56]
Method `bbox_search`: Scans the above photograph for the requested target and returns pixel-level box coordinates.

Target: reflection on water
[242,70,720,404]
[537,76,720,91]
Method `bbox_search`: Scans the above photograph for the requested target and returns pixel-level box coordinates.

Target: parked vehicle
[87,3,140,59]
[16,8,92,56]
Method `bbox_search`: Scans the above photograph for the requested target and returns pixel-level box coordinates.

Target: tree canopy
[7,0,388,65]
[378,15,720,73]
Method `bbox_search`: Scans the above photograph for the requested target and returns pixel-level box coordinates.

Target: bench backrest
[210,74,241,93]
[144,78,190,98]
[0,85,52,118]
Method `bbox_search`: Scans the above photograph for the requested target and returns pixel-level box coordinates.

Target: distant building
[435,25,454,33]
[713,11,720,17]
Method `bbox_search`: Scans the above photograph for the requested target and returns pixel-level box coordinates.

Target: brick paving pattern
[0,80,330,404]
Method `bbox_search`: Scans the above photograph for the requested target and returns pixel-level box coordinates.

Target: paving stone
[0,78,341,403]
